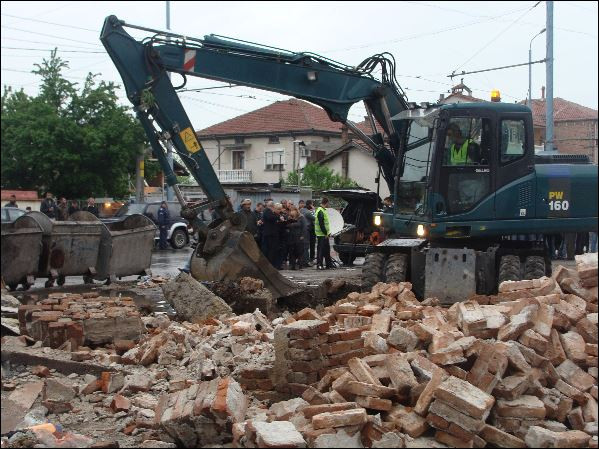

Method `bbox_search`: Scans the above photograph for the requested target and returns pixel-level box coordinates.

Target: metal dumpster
[76,213,156,283]
[27,211,104,287]
[1,215,43,290]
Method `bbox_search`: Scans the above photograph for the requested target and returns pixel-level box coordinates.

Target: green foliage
[285,163,359,192]
[1,49,146,198]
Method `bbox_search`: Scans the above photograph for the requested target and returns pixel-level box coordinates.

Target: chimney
[439,93,445,102]
[341,125,349,144]
[541,86,545,100]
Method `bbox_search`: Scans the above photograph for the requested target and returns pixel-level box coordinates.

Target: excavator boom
[100,15,410,298]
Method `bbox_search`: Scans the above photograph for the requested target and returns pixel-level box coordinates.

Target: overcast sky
[1,1,597,131]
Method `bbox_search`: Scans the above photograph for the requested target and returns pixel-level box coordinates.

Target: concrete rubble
[1,253,597,448]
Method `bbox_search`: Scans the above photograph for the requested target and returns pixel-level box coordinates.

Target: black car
[322,189,382,266]
[107,201,192,249]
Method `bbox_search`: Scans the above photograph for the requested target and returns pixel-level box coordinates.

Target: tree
[285,163,359,191]
[1,50,146,199]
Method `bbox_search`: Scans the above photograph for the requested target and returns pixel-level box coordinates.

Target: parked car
[322,189,382,266]
[105,202,192,249]
[1,207,27,224]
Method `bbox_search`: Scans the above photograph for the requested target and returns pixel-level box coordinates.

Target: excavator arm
[100,15,410,201]
[100,15,411,298]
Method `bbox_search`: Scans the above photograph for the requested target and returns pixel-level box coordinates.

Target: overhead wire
[1,46,104,53]
[1,36,106,50]
[0,13,98,32]
[0,25,103,47]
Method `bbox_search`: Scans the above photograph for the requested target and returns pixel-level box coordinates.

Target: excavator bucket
[189,220,301,299]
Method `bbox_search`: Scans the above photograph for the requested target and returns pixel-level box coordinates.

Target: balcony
[217,169,252,183]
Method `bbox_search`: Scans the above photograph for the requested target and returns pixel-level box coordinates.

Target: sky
[1,1,597,131]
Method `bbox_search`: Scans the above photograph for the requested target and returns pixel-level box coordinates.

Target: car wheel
[339,252,356,266]
[170,228,188,249]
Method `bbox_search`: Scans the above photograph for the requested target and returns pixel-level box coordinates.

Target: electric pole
[545,1,554,152]
[165,0,175,200]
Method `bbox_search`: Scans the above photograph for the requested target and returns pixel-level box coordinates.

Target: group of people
[239,197,334,270]
[1,192,100,221]
[39,193,100,220]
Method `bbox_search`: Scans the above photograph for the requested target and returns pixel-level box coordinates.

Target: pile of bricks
[154,377,248,447]
[229,253,597,448]
[17,292,144,349]
[273,319,368,391]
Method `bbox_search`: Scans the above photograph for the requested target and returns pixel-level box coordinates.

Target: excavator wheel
[523,256,545,280]
[498,255,521,284]
[362,252,386,289]
[385,253,408,283]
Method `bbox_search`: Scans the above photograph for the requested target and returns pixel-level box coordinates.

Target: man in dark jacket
[301,200,316,264]
[261,201,283,268]
[40,192,56,219]
[56,197,69,221]
[157,201,170,250]
[84,197,100,217]
[254,202,264,246]
[68,201,80,216]
[4,194,18,208]
[240,199,259,240]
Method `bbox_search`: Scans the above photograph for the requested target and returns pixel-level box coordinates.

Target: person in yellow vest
[314,197,333,270]
[446,123,479,165]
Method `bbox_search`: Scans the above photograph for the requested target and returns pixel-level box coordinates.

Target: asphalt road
[25,244,578,291]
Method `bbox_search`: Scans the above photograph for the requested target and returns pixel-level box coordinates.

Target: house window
[323,136,330,142]
[265,150,285,171]
[341,151,349,178]
[234,136,245,144]
[268,136,280,144]
[309,150,325,163]
[232,150,245,170]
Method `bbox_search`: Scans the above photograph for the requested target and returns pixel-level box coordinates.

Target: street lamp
[528,28,546,108]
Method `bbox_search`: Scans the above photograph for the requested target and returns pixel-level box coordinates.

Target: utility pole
[165,0,175,201]
[135,150,145,203]
[545,1,554,152]
[528,28,546,108]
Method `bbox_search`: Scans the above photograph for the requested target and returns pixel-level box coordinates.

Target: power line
[452,2,541,73]
[1,25,102,47]
[321,6,531,53]
[1,36,106,50]
[0,13,97,32]
[1,46,104,53]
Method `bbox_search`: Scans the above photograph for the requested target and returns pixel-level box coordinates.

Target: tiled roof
[197,99,345,137]
[1,190,39,201]
[525,98,598,127]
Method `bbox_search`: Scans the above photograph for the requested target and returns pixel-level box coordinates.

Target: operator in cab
[445,123,480,165]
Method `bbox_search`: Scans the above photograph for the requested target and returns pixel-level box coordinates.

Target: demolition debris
[1,254,597,448]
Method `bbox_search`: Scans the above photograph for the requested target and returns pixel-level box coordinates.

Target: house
[525,89,598,163]
[196,99,346,185]
[0,190,41,210]
[438,79,485,104]
[317,139,390,198]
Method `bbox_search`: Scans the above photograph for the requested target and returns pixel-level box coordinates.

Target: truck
[100,16,597,302]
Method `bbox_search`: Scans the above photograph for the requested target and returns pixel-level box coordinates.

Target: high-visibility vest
[314,206,330,237]
[449,139,471,165]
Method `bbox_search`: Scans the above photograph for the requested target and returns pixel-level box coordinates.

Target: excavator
[100,16,597,303]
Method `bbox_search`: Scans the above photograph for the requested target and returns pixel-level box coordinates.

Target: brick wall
[535,119,598,163]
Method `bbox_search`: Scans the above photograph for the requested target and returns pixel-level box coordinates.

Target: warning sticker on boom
[179,127,202,153]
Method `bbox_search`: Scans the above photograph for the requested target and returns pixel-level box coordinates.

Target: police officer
[315,197,333,270]
[40,192,56,219]
[157,201,170,250]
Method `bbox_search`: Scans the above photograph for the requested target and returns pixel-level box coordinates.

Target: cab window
[443,117,491,166]
[500,119,526,164]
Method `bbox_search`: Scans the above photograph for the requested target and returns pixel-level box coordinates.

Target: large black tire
[362,253,386,289]
[498,255,521,284]
[339,252,357,266]
[385,253,408,283]
[170,228,188,250]
[523,255,545,280]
